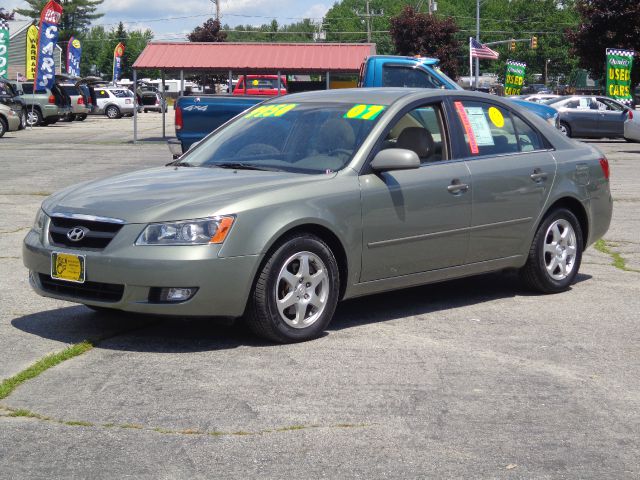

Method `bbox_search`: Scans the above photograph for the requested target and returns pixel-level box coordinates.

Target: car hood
[43,166,333,223]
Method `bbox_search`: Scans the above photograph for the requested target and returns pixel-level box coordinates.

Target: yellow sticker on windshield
[344,104,385,120]
[488,107,505,128]
[245,103,298,118]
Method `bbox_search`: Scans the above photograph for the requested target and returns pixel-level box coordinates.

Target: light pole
[475,0,480,89]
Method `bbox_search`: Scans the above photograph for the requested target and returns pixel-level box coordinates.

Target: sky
[2,0,332,39]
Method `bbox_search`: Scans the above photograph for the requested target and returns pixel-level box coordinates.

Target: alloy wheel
[275,251,329,329]
[543,219,578,281]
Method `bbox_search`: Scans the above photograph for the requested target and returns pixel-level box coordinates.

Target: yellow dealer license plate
[51,252,86,283]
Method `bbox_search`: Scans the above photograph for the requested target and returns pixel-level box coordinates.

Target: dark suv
[0,79,27,130]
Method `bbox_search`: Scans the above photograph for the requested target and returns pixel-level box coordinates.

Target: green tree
[567,0,640,86]
[15,0,104,43]
[390,6,462,78]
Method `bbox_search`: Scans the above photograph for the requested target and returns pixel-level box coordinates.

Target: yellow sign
[344,104,386,120]
[26,25,39,80]
[72,39,81,49]
[51,252,86,283]
[245,103,298,118]
[488,107,505,128]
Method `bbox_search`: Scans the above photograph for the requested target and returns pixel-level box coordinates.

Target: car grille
[39,274,124,302]
[49,217,123,250]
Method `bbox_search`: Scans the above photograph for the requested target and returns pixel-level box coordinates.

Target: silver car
[545,95,632,139]
[23,89,613,343]
[623,108,640,142]
[93,87,135,118]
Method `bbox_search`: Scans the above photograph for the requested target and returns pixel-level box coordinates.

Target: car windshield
[61,85,79,96]
[182,102,387,174]
[543,96,569,105]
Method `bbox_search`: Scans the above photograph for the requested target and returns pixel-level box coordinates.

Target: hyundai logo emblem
[67,227,89,242]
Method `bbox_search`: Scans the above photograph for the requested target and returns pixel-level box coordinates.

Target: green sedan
[23,89,613,343]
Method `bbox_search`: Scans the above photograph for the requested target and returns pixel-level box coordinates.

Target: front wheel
[520,208,583,293]
[558,121,571,137]
[245,234,340,343]
[19,111,27,130]
[0,117,7,138]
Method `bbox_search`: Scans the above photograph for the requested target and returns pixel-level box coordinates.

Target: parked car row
[0,77,162,138]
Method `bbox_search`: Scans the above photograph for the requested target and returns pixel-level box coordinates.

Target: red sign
[454,101,479,155]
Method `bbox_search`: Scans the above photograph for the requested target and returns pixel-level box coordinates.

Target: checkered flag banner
[0,18,9,79]
[506,60,526,68]
[0,19,9,30]
[606,48,635,57]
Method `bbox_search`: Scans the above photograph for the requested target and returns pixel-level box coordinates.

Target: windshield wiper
[212,162,282,172]
[165,160,194,167]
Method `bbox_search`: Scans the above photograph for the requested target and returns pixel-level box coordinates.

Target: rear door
[561,97,599,136]
[360,99,472,281]
[449,98,556,263]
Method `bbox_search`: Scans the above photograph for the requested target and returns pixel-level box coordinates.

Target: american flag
[470,38,499,60]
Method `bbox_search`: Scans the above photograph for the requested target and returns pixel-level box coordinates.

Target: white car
[624,108,640,142]
[93,87,135,119]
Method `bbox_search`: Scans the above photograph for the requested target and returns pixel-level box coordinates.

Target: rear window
[62,85,80,96]
[382,65,447,89]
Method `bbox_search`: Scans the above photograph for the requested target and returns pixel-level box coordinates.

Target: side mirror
[370,148,420,172]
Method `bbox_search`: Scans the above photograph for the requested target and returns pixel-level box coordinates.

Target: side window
[512,115,544,152]
[95,90,109,99]
[453,101,518,156]
[21,84,34,95]
[599,98,624,111]
[382,104,447,163]
[382,66,445,89]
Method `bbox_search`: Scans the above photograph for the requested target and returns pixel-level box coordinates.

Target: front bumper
[23,224,262,318]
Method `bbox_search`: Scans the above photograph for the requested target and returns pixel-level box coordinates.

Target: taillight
[628,109,634,120]
[175,106,183,131]
[77,97,84,105]
[48,95,55,104]
[599,157,610,181]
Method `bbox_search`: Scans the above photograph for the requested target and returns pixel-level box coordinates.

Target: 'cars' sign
[34,0,63,90]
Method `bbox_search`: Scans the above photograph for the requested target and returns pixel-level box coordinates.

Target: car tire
[0,116,7,138]
[75,114,87,121]
[19,110,27,130]
[106,105,121,119]
[520,208,583,294]
[26,109,43,127]
[559,121,571,137]
[43,118,57,126]
[245,234,340,343]
[143,108,148,113]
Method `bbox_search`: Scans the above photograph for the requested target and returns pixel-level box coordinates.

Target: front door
[360,102,472,282]
[596,97,627,137]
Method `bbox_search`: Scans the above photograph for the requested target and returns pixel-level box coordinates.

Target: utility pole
[210,0,220,21]
[358,1,384,43]
[475,0,480,89]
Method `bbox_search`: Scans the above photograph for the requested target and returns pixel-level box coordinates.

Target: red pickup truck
[233,75,287,96]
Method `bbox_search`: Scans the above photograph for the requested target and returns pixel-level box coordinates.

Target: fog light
[149,287,198,303]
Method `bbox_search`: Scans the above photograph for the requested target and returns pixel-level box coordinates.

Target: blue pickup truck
[171,55,558,155]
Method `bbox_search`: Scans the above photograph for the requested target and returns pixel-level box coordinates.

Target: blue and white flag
[34,0,63,90]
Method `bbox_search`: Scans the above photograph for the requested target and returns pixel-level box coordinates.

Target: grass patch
[179,429,204,435]
[64,420,94,427]
[120,423,144,430]
[6,408,48,420]
[594,239,640,272]
[0,341,93,401]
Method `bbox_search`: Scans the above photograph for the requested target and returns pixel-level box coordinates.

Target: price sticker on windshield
[245,103,298,118]
[344,104,386,120]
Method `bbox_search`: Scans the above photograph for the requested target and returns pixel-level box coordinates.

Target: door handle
[447,179,469,194]
[530,169,548,182]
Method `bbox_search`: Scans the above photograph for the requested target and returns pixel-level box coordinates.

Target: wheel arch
[541,196,589,248]
[258,222,350,301]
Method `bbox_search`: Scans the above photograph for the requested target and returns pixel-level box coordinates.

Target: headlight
[135,215,235,245]
[33,209,47,234]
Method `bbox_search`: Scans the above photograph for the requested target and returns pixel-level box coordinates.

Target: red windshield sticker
[454,101,479,154]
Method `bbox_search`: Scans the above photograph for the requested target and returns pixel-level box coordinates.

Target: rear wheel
[558,121,571,137]
[26,109,43,127]
[19,110,27,130]
[245,234,340,343]
[520,208,583,293]
[106,105,121,119]
[0,117,7,138]
[75,114,87,121]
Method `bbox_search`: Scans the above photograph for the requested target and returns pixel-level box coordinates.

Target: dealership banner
[67,36,81,77]
[26,25,38,80]
[606,49,635,104]
[504,60,526,96]
[34,0,63,90]
[112,42,124,82]
[0,19,9,79]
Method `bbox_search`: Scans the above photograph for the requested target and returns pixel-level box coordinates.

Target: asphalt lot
[0,114,639,479]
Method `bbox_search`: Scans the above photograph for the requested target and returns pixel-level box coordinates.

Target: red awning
[133,42,376,73]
